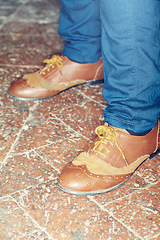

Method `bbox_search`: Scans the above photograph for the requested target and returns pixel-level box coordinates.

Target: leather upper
[8,56,104,100]
[58,122,159,195]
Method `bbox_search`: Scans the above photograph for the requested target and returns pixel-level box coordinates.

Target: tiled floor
[0,1,160,239]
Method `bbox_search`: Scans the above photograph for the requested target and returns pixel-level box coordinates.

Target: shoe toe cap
[9,78,32,98]
[58,162,133,195]
[58,162,96,194]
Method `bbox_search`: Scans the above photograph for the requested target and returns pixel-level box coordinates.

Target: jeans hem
[104,115,158,133]
[63,49,101,64]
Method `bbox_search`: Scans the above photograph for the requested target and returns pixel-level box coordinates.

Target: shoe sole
[57,147,160,195]
[8,78,104,101]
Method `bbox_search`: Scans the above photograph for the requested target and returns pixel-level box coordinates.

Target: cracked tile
[0,106,29,162]
[12,182,140,240]
[7,0,60,24]
[52,97,105,139]
[103,183,160,239]
[35,134,91,172]
[0,0,159,239]
[92,173,148,206]
[13,113,86,154]
[0,151,57,197]
[136,156,160,184]
[0,196,50,240]
[76,84,107,107]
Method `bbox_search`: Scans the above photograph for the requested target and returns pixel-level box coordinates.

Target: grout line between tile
[0,101,40,170]
[9,195,55,240]
[145,232,160,240]
[75,87,107,108]
[34,149,62,174]
[5,119,92,157]
[98,180,159,208]
[0,194,11,201]
[139,204,159,214]
[87,195,145,240]
[0,179,57,201]
[52,113,91,141]
[4,0,30,21]
[103,187,148,206]
[0,6,17,9]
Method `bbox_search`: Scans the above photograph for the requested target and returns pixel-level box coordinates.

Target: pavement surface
[0,0,160,239]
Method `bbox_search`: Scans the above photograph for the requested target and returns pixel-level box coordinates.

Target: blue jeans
[59,0,160,133]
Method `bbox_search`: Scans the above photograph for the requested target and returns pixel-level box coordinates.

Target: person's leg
[58,0,160,195]
[59,0,101,63]
[8,0,104,101]
[102,0,160,133]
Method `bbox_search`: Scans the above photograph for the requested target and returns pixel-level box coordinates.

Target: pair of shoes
[58,122,159,195]
[8,55,104,101]
[8,55,159,196]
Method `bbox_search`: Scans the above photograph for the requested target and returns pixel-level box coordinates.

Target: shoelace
[40,55,63,75]
[93,122,125,159]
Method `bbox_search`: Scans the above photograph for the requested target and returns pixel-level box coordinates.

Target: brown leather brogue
[58,122,159,195]
[8,55,104,101]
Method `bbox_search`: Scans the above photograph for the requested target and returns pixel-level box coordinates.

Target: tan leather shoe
[8,55,104,101]
[58,122,159,195]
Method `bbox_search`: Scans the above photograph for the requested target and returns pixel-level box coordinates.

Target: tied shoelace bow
[93,123,125,160]
[40,55,63,75]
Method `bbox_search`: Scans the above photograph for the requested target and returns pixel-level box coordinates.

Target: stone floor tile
[1,21,57,35]
[53,98,105,139]
[0,105,29,162]
[92,173,148,205]
[12,181,140,240]
[76,84,107,107]
[103,183,160,239]
[0,0,159,239]
[8,0,60,24]
[0,47,57,67]
[136,155,160,184]
[0,23,63,62]
[35,134,91,173]
[0,0,20,7]
[37,88,90,114]
[0,0,29,7]
[12,115,91,173]
[0,196,51,240]
[0,151,57,197]
[13,112,85,153]
[0,31,63,53]
[0,8,16,18]
[128,183,160,212]
[10,88,104,154]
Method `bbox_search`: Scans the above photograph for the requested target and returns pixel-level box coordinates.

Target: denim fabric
[58,0,101,63]
[101,0,160,133]
[58,0,160,133]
